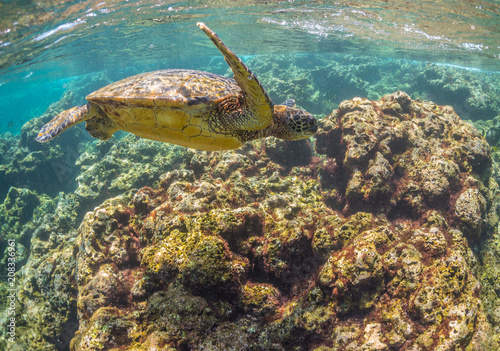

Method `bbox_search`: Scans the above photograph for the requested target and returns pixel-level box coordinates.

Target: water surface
[0,0,499,133]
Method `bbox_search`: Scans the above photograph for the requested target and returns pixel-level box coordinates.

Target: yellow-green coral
[56,93,500,350]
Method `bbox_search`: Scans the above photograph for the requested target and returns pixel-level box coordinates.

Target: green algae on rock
[2,92,500,350]
[0,92,83,201]
[249,54,500,121]
[63,93,498,350]
[0,191,80,350]
[74,135,186,207]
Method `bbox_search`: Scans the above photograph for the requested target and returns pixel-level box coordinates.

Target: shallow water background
[0,0,499,133]
[1,2,500,350]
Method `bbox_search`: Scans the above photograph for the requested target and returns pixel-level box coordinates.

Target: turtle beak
[304,115,318,135]
[297,112,318,136]
[287,109,318,138]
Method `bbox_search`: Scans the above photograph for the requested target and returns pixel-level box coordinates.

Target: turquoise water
[0,0,499,133]
[1,1,500,350]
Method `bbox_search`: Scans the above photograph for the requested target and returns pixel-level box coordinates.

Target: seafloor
[1,55,500,350]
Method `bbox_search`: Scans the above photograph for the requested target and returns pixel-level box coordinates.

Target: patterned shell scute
[87,69,240,108]
[85,69,244,151]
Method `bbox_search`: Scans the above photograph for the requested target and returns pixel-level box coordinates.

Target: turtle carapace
[36,23,318,151]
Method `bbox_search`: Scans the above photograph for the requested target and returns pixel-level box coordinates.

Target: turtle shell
[86,69,245,150]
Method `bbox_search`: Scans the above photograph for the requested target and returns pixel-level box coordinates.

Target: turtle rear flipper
[197,22,274,131]
[84,113,119,141]
[36,104,90,142]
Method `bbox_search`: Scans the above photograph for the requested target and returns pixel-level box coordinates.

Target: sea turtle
[36,22,318,151]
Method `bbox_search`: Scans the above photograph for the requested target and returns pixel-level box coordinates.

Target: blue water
[0,0,499,133]
[0,2,500,350]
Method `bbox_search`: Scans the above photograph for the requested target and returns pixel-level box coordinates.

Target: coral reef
[72,93,498,349]
[249,54,499,121]
[2,92,500,350]
[0,191,80,350]
[0,91,82,200]
[73,136,186,208]
[0,70,127,200]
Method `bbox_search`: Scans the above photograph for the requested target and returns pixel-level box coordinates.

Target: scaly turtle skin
[36,23,318,151]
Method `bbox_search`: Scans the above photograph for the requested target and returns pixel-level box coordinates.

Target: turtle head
[272,104,318,140]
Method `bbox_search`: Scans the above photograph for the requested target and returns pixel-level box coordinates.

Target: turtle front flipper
[36,104,90,142]
[197,22,274,131]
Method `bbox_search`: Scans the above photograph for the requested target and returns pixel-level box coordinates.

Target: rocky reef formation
[73,137,186,207]
[0,72,187,350]
[2,92,500,350]
[0,91,81,201]
[249,54,499,122]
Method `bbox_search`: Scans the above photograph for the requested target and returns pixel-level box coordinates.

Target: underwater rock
[0,186,57,269]
[265,138,314,168]
[4,92,500,350]
[0,92,83,201]
[414,65,500,121]
[63,92,498,350]
[0,132,18,166]
[0,191,81,350]
[247,54,500,121]
[74,135,186,210]
[0,187,39,236]
[455,188,487,239]
[315,92,491,224]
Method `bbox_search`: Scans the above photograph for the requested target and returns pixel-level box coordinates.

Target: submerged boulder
[66,92,498,350]
[2,92,499,350]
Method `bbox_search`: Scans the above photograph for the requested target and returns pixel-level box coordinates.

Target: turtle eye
[283,108,317,138]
